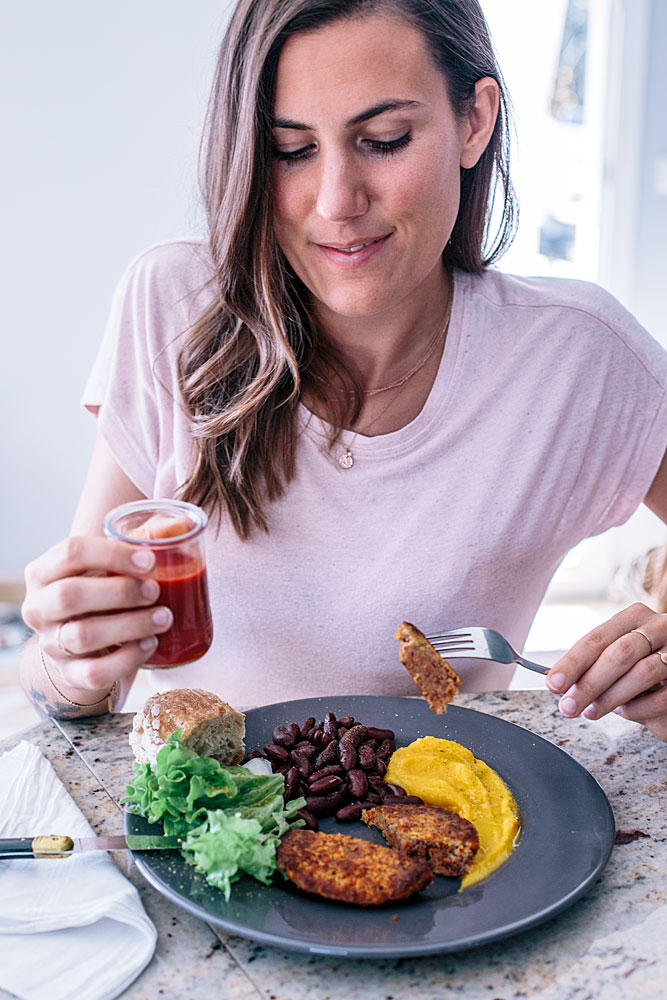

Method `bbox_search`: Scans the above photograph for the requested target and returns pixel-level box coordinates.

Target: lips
[318,235,390,254]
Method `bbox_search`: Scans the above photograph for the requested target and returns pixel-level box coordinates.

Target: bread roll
[130,688,245,766]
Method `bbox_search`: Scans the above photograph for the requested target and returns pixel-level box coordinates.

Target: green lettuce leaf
[121,731,304,896]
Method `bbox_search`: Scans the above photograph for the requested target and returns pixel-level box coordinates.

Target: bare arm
[546,446,667,741]
[20,432,173,719]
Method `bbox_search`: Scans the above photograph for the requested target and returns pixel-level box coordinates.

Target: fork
[425,627,550,676]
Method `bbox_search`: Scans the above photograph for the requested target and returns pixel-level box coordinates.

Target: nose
[315,151,370,223]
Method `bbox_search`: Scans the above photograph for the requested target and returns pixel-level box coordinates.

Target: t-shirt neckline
[297,269,468,461]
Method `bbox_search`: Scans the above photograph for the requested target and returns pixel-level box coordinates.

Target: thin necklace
[338,271,454,470]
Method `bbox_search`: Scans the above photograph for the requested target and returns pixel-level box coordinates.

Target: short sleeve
[555,285,667,541]
[82,239,215,497]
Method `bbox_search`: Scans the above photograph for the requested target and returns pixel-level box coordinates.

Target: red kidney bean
[305,789,347,817]
[308,774,344,795]
[314,739,339,769]
[339,725,368,751]
[243,750,263,762]
[337,716,355,728]
[358,745,376,770]
[385,782,407,797]
[347,769,368,799]
[336,803,362,823]
[309,765,345,782]
[365,726,395,742]
[320,731,333,748]
[272,726,297,749]
[311,730,324,747]
[292,742,317,759]
[375,758,387,776]
[339,745,358,770]
[296,808,319,831]
[291,755,313,779]
[375,739,396,761]
[300,717,316,739]
[323,712,338,739]
[283,766,300,802]
[264,743,290,764]
[367,773,386,789]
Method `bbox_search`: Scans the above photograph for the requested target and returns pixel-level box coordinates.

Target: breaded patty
[396,621,461,713]
[276,829,433,906]
[362,804,479,877]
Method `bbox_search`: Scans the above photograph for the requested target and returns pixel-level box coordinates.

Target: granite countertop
[1,690,665,1000]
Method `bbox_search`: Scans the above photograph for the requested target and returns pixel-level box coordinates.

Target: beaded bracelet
[39,645,117,712]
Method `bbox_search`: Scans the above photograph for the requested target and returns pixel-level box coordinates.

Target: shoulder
[110,237,217,330]
[460,269,667,379]
[116,237,214,295]
[464,267,622,318]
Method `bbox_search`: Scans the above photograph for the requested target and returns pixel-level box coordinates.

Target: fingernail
[152,607,172,627]
[132,550,155,570]
[140,579,160,600]
[559,696,579,717]
[547,672,567,693]
[583,704,598,720]
[140,635,158,652]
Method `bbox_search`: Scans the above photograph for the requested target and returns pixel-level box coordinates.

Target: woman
[20,0,667,741]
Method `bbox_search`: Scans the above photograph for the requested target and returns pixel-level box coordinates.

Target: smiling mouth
[321,235,389,253]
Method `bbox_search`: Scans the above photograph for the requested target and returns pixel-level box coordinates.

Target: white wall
[2,0,666,579]
[1,1,231,575]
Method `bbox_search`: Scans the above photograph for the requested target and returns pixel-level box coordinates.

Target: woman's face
[271,14,495,324]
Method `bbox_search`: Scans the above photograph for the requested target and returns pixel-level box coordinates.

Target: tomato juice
[103,500,213,669]
[148,549,213,667]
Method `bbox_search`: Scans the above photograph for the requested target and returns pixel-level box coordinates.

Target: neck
[312,265,451,393]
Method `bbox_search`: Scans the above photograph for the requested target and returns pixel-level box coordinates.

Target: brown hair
[178,0,517,538]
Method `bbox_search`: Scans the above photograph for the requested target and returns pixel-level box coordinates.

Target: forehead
[273,14,448,117]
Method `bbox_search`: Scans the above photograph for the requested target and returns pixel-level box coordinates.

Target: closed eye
[272,131,412,165]
[364,131,412,155]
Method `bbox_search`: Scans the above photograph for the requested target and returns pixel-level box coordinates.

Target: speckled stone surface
[1,691,665,999]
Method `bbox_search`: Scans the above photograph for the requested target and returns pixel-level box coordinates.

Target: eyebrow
[271,99,424,131]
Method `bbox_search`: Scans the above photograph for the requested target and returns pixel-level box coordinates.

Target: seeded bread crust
[129,688,245,765]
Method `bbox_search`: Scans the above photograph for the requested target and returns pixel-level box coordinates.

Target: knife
[0,834,182,859]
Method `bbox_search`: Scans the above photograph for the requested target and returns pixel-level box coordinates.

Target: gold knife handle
[0,836,74,858]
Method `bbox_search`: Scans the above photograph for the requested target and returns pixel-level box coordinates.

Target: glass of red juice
[103,499,213,668]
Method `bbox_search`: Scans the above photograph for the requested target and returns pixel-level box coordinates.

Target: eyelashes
[273,130,412,165]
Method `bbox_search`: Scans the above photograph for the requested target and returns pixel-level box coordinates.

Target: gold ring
[631,628,655,655]
[56,622,77,658]
[659,651,667,666]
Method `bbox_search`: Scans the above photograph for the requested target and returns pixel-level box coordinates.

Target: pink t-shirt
[84,239,667,708]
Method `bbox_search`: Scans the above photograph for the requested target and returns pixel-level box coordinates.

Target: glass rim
[102,499,208,546]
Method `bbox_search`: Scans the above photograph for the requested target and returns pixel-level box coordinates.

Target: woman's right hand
[22,534,173,704]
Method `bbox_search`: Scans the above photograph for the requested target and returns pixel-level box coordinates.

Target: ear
[459,77,500,169]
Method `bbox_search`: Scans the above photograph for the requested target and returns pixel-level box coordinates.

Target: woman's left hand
[546,602,667,741]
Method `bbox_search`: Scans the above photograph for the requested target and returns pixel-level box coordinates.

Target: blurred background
[2,0,666,735]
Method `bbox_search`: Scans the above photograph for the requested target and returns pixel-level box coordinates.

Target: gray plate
[125,695,615,957]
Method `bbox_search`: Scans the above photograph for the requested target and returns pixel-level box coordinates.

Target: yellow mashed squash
[384,736,519,888]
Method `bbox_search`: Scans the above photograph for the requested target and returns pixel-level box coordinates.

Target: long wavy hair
[178,0,517,539]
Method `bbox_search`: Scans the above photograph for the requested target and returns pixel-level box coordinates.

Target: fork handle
[514,653,550,676]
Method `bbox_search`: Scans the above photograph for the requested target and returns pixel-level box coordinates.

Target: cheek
[272,169,306,249]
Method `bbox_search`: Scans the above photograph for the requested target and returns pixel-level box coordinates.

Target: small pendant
[339,449,354,469]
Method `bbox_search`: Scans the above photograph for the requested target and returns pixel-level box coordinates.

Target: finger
[51,639,161,696]
[35,574,161,631]
[25,535,155,589]
[580,653,667,720]
[616,681,667,724]
[545,603,654,696]
[48,606,173,659]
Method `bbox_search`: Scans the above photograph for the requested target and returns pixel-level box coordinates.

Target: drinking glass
[103,499,213,668]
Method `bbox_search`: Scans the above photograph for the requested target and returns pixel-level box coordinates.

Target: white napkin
[0,741,157,1000]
